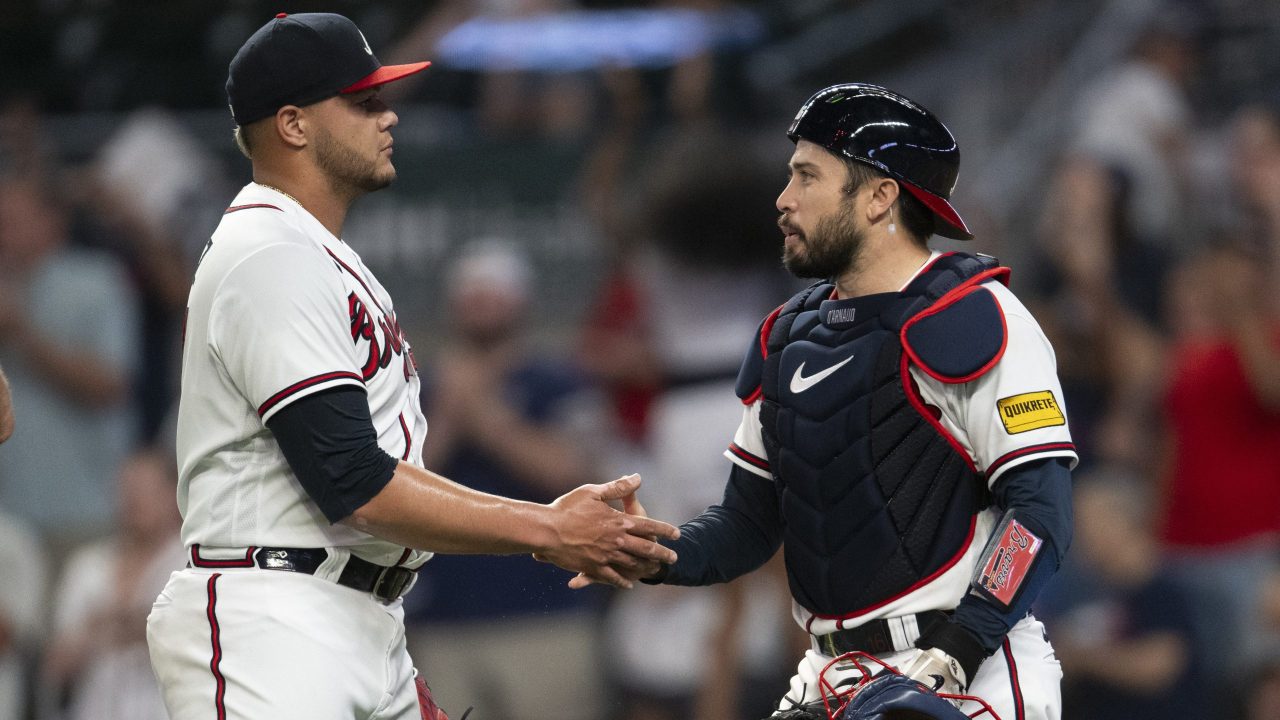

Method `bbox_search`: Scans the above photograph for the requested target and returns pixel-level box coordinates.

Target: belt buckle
[371,566,412,602]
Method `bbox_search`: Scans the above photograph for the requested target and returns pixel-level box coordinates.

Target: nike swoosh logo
[789,355,854,393]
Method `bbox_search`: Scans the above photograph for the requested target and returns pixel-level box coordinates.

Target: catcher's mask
[808,652,1002,720]
[787,83,972,240]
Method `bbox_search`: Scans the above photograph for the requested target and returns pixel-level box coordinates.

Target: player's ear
[274,105,308,149]
[866,178,901,225]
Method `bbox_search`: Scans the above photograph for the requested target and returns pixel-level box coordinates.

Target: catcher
[581,83,1075,720]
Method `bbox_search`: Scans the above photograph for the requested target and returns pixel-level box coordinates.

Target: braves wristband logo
[975,516,1042,610]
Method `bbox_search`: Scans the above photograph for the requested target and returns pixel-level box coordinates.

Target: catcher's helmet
[787,84,973,240]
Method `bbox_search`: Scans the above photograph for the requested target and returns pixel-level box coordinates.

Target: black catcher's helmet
[787,83,973,240]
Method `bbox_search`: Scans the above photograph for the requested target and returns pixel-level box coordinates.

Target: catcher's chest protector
[759,253,1005,615]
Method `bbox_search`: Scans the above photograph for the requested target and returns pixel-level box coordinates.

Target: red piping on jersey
[900,354,978,474]
[1002,638,1026,720]
[191,545,258,568]
[987,442,1076,479]
[804,513,978,632]
[742,304,786,406]
[728,442,770,471]
[256,371,363,418]
[324,247,390,317]
[224,203,282,214]
[206,573,228,720]
[398,413,411,461]
[901,285,1009,384]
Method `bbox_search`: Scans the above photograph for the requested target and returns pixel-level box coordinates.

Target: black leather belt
[816,610,950,656]
[192,546,416,603]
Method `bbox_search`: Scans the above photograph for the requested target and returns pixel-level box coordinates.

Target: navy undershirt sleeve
[950,456,1074,653]
[657,464,784,586]
[265,386,400,524]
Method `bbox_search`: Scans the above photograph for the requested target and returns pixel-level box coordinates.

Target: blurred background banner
[434,7,764,71]
[2,1,1280,719]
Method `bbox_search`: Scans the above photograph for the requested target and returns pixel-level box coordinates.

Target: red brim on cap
[342,61,431,93]
[899,181,974,240]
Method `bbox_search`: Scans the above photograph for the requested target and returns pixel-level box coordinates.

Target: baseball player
[587,84,1077,720]
[145,13,678,720]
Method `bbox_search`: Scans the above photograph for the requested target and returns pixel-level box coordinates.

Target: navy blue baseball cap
[227,12,430,126]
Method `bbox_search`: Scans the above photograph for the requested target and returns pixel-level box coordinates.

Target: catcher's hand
[900,646,967,697]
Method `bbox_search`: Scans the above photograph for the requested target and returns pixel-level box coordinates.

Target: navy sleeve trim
[727,442,769,471]
[257,371,364,418]
[986,442,1077,478]
[266,385,399,523]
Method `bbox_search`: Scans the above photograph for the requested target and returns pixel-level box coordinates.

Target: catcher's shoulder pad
[737,297,793,404]
[901,281,1006,384]
[735,304,783,403]
[839,674,969,720]
[736,282,832,403]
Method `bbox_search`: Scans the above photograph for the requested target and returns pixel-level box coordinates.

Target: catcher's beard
[313,125,394,197]
[782,197,867,280]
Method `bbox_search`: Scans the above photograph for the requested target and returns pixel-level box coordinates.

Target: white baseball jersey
[176,182,430,568]
[725,251,1078,635]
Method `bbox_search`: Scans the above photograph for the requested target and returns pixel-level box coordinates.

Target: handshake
[535,473,676,589]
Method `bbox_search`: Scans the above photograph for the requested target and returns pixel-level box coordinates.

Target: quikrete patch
[996,390,1065,434]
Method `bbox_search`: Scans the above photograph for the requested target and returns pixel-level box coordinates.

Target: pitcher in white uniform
[145,13,679,720]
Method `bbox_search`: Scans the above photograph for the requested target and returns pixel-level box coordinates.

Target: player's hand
[566,488,666,589]
[536,474,678,589]
[900,647,967,698]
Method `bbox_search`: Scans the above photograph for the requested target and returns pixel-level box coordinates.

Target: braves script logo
[978,518,1042,609]
[988,525,1030,591]
[348,293,415,382]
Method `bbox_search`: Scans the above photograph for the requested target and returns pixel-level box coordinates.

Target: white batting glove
[900,646,968,697]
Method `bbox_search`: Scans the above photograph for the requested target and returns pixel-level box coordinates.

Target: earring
[888,208,897,234]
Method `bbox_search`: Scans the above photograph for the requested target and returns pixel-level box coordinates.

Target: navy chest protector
[741,253,1010,617]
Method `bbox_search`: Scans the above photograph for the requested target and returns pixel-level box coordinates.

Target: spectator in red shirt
[1158,243,1280,681]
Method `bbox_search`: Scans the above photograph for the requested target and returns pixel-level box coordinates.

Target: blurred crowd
[0,1,1279,719]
